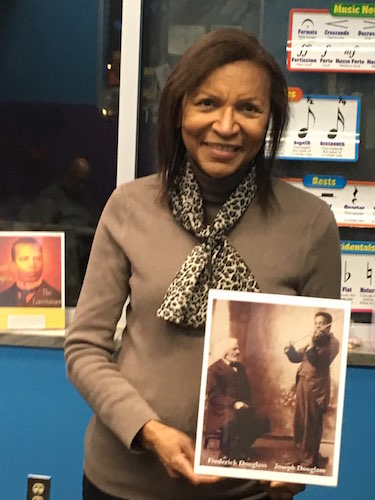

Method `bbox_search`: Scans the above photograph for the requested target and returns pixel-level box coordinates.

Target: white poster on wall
[341,240,375,311]
[287,8,375,73]
[286,179,375,228]
[276,95,360,162]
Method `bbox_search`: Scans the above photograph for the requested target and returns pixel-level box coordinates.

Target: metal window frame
[116,0,143,185]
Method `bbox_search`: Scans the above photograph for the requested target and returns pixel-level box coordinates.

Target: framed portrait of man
[0,231,65,329]
[195,289,351,487]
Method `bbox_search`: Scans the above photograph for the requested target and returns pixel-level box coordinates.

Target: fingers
[166,444,220,485]
[167,439,220,485]
[140,420,221,485]
[165,452,191,479]
[180,437,195,463]
[269,480,305,494]
[266,481,306,500]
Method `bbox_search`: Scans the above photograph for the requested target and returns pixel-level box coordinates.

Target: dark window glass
[0,0,122,306]
[137,0,374,182]
[137,1,375,325]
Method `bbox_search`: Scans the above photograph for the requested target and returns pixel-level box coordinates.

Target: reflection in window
[0,1,122,306]
[136,0,375,184]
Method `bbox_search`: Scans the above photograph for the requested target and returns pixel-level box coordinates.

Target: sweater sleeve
[64,186,160,450]
[299,202,341,299]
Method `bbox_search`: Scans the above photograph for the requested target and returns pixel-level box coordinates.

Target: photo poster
[287,7,375,73]
[0,231,65,330]
[195,290,351,486]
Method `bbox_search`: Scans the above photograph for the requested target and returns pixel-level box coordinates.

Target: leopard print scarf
[156,161,260,328]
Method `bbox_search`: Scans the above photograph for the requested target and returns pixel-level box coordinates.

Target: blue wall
[0,345,374,499]
[0,347,92,499]
[301,365,375,499]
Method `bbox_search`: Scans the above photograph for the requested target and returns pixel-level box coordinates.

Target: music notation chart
[288,9,375,73]
[276,94,360,162]
[341,240,375,312]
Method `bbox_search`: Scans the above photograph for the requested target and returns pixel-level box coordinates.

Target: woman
[65,29,341,499]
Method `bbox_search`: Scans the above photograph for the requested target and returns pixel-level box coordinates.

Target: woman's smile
[203,141,241,159]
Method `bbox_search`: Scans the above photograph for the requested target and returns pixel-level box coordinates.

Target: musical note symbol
[344,261,351,283]
[321,44,331,58]
[367,262,373,285]
[328,107,345,139]
[297,43,312,57]
[298,97,315,138]
[344,45,359,59]
[352,186,358,205]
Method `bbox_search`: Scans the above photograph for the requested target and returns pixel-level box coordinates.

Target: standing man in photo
[0,237,61,307]
[284,312,340,468]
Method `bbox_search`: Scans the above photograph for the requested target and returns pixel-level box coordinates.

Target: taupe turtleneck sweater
[65,172,341,499]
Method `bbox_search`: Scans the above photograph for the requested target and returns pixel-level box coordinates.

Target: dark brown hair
[157,28,289,207]
[315,312,333,325]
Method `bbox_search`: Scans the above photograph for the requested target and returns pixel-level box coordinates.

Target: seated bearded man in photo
[204,337,270,461]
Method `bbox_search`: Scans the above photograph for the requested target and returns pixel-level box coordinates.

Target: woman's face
[181,60,271,178]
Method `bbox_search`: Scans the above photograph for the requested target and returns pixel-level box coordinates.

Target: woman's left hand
[263,481,305,500]
[140,419,221,485]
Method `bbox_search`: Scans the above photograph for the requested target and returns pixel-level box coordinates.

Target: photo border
[195,289,351,486]
[0,231,65,330]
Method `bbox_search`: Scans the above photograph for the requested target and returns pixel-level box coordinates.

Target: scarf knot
[157,161,260,328]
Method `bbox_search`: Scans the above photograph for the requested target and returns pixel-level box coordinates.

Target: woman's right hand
[140,420,220,486]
